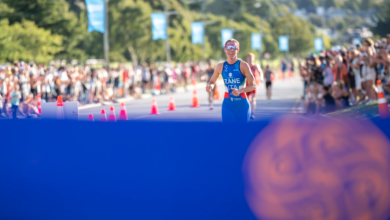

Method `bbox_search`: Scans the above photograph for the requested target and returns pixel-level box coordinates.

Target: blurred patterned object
[243,117,390,220]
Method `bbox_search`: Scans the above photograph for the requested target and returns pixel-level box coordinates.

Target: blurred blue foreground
[0,118,389,220]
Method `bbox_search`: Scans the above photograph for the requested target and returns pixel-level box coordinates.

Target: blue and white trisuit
[221,60,251,123]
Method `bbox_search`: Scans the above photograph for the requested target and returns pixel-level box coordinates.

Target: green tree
[343,0,361,10]
[270,14,315,56]
[324,0,342,8]
[308,14,323,27]
[109,0,164,64]
[360,0,375,9]
[372,0,390,37]
[295,0,318,8]
[0,19,63,63]
[1,0,89,61]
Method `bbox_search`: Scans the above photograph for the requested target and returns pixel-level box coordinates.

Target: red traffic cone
[192,77,197,86]
[108,106,117,122]
[37,101,41,115]
[168,97,176,111]
[377,80,390,119]
[155,76,161,91]
[214,84,220,100]
[37,94,42,114]
[151,99,160,115]
[119,102,128,121]
[56,96,64,120]
[191,90,201,108]
[88,114,94,121]
[100,109,107,122]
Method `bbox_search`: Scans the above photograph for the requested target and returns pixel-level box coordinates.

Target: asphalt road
[79,77,304,122]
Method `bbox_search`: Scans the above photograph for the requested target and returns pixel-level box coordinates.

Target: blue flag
[191,22,204,44]
[251,33,262,50]
[314,38,323,51]
[85,0,105,33]
[221,29,233,47]
[151,13,167,40]
[279,36,289,52]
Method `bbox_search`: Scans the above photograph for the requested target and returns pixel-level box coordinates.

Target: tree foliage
[270,14,315,55]
[371,0,390,37]
[0,19,63,63]
[0,0,335,63]
[1,0,89,61]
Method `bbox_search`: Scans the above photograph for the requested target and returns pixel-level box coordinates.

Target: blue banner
[85,0,105,33]
[191,22,204,44]
[279,36,289,52]
[251,33,261,50]
[221,29,233,47]
[151,13,167,40]
[314,38,323,51]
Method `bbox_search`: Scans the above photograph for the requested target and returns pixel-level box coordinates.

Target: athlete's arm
[206,63,223,92]
[256,64,264,82]
[232,61,256,96]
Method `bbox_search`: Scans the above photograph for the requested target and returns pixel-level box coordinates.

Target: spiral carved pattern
[243,117,390,220]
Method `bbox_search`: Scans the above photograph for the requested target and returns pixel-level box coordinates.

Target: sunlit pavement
[79,77,304,122]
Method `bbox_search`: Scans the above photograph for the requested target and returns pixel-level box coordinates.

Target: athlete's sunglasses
[225,44,239,51]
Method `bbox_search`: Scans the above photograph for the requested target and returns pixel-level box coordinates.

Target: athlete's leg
[268,83,272,100]
[247,93,253,109]
[236,99,251,123]
[222,100,236,123]
[248,93,256,118]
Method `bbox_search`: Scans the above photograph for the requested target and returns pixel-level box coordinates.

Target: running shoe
[250,114,255,119]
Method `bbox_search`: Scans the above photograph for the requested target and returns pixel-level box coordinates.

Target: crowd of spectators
[299,35,390,115]
[2,35,390,119]
[0,61,207,119]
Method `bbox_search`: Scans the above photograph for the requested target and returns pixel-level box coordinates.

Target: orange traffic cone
[376,80,390,119]
[168,97,176,111]
[191,90,200,108]
[37,101,41,115]
[108,106,117,122]
[119,102,128,121]
[56,96,64,120]
[88,114,94,121]
[150,99,160,115]
[214,84,220,100]
[100,109,107,122]
[192,77,197,86]
[37,94,42,114]
[155,76,161,91]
